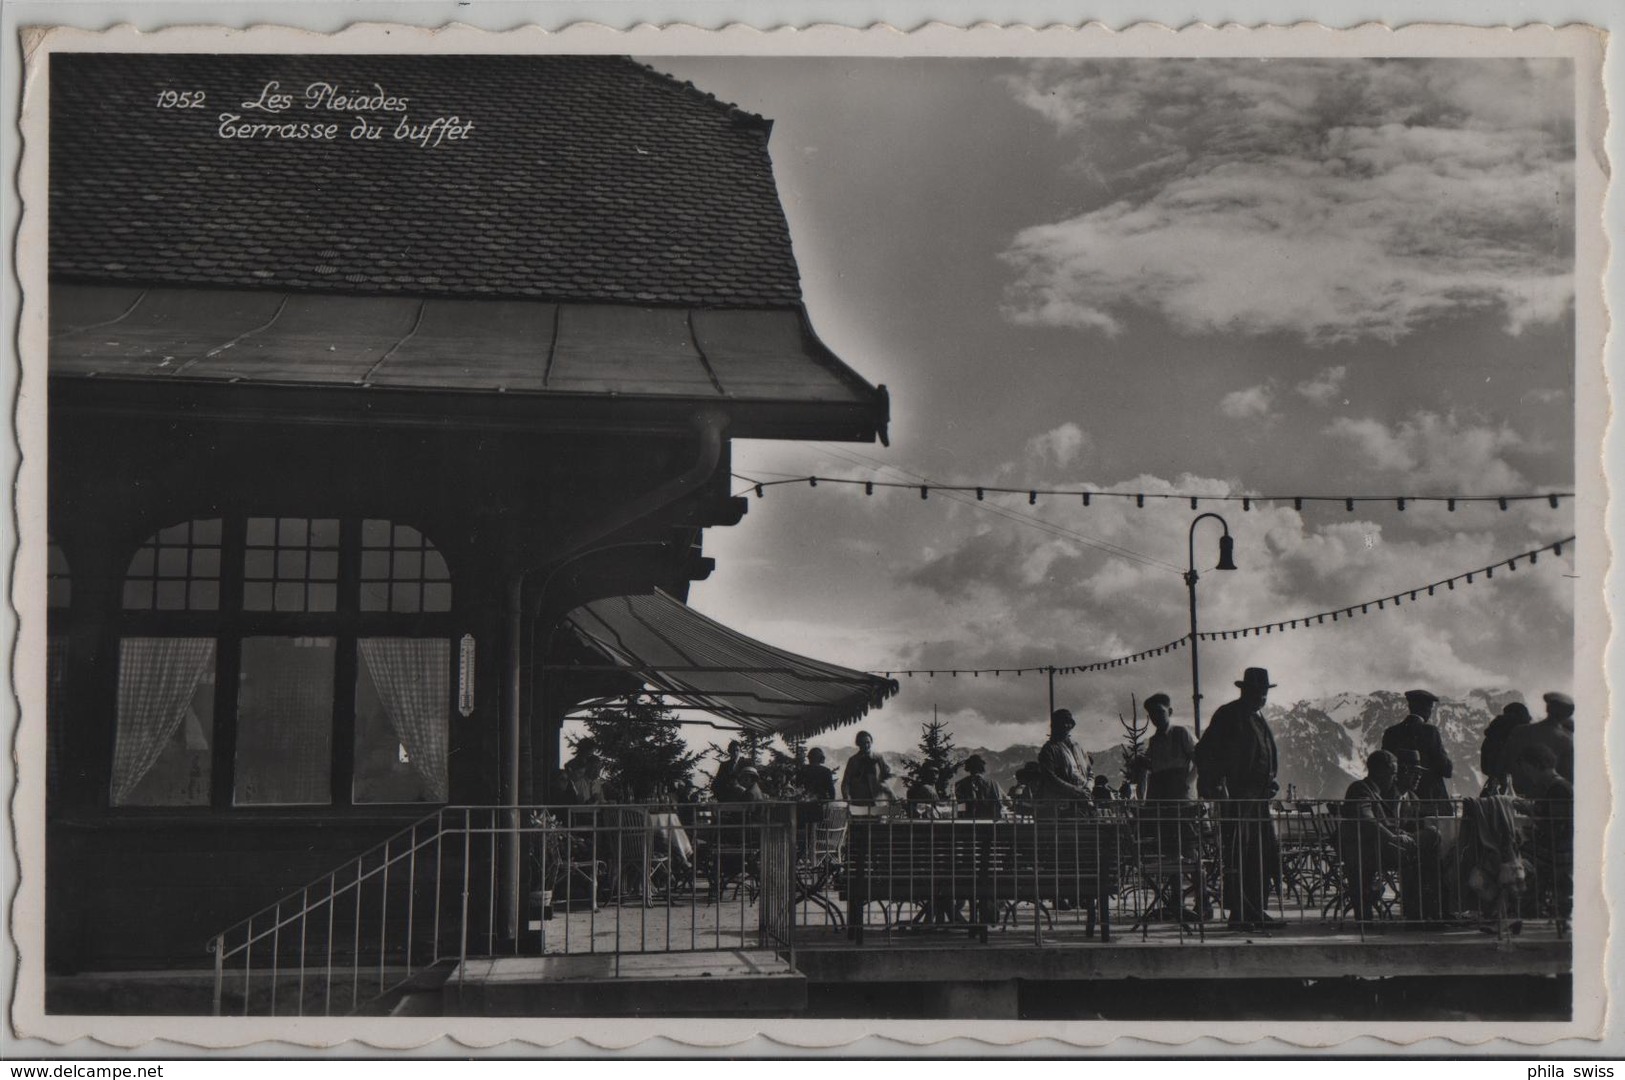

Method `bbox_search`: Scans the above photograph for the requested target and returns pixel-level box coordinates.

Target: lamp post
[1185,512,1237,737]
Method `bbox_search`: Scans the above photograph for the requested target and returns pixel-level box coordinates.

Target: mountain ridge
[820,689,1526,799]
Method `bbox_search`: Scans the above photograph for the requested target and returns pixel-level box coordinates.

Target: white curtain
[110,638,215,804]
[358,638,449,802]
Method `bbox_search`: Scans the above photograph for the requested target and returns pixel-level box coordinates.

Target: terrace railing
[814,796,1571,946]
[206,801,798,1017]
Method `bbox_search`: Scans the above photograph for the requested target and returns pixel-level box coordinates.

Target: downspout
[501,409,728,942]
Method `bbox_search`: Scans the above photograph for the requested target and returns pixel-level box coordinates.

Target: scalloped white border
[5,15,1613,1057]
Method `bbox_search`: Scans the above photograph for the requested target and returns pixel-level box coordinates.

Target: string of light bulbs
[869,534,1576,679]
[736,473,1572,513]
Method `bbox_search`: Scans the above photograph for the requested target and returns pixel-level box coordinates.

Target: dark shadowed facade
[45,54,890,972]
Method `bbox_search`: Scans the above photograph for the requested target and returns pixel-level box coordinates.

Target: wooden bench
[843,817,1123,943]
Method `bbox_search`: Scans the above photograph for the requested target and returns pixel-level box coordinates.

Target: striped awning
[562,590,899,739]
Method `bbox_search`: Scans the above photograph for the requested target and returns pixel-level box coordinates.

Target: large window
[112,517,457,809]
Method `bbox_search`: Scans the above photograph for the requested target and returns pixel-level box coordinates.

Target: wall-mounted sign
[457,633,476,717]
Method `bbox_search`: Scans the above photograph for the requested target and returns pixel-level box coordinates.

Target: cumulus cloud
[1296,365,1347,405]
[1000,59,1573,344]
[1024,421,1092,468]
[1220,384,1275,420]
[1325,411,1532,492]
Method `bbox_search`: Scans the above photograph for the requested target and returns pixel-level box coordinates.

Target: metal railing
[207,801,798,1017]
[810,795,1572,946]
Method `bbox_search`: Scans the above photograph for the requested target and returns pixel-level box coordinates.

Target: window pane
[192,548,221,578]
[353,638,449,804]
[309,519,340,547]
[193,518,223,544]
[393,524,421,547]
[423,583,453,613]
[244,549,274,580]
[393,550,422,579]
[246,517,276,545]
[359,582,389,611]
[111,637,215,807]
[243,582,273,611]
[390,584,421,614]
[127,547,155,576]
[154,580,187,610]
[274,581,305,612]
[278,518,308,545]
[360,551,390,580]
[157,547,189,578]
[122,580,153,609]
[423,550,449,581]
[277,550,308,579]
[308,583,337,612]
[233,637,334,806]
[190,580,220,611]
[362,519,390,547]
[157,523,188,544]
[309,551,339,581]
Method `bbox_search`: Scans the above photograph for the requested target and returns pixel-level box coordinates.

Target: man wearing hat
[1389,747,1449,923]
[954,754,1004,820]
[1381,690,1454,814]
[1037,709,1092,814]
[1503,692,1575,784]
[1194,667,1281,929]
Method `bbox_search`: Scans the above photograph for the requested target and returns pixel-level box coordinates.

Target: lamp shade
[1216,534,1238,571]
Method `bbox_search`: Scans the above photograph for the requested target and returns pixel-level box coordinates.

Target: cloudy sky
[646,56,1577,755]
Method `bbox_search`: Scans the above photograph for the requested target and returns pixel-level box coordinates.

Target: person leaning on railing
[1511,741,1572,930]
[1479,701,1532,795]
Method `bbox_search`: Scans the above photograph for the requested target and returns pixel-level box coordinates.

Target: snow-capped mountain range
[824,689,1531,800]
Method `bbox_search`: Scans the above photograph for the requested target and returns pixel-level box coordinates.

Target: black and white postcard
[6,15,1613,1056]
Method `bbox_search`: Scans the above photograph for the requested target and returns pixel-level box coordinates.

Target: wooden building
[45,54,891,971]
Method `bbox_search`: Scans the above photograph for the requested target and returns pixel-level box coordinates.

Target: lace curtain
[110,637,215,804]
[358,638,449,802]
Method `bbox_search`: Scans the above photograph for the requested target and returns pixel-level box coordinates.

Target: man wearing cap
[1479,702,1532,794]
[954,754,1004,820]
[1037,709,1093,814]
[1381,690,1454,814]
[1503,693,1575,784]
[1194,667,1281,929]
[1143,693,1197,803]
[1140,692,1201,921]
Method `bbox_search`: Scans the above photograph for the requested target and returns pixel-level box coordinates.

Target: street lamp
[1185,512,1237,737]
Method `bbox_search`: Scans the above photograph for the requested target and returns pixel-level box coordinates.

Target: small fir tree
[1119,693,1149,799]
[575,693,702,801]
[901,716,959,800]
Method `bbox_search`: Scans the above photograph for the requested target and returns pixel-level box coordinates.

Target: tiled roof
[49,54,803,306]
